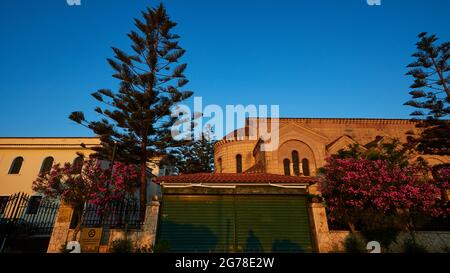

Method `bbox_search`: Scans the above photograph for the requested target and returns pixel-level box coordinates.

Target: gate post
[47,204,74,253]
[142,197,160,250]
[309,203,330,253]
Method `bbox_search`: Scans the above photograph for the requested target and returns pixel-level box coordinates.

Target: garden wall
[309,203,450,253]
[47,200,160,253]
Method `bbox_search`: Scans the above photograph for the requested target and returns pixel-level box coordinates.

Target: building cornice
[215,118,422,147]
[249,117,419,125]
[0,137,100,149]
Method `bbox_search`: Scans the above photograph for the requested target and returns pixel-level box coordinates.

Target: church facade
[214,118,449,177]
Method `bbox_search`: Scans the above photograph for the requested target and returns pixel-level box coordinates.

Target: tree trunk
[71,209,83,242]
[431,57,450,98]
[139,160,147,221]
[348,222,357,233]
[406,217,417,246]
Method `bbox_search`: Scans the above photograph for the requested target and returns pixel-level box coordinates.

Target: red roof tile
[153,173,318,184]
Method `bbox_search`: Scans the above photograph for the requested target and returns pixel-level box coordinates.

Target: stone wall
[309,203,350,253]
[214,118,450,176]
[47,200,160,253]
[389,232,450,253]
[103,200,160,253]
[309,203,450,253]
[214,140,256,173]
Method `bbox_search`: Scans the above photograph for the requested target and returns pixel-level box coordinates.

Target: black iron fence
[0,192,59,236]
[0,192,59,253]
[82,201,145,229]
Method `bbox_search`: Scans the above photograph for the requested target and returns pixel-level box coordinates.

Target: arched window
[302,158,310,176]
[8,157,24,174]
[283,159,291,176]
[236,154,243,173]
[217,158,223,173]
[40,157,54,174]
[292,151,300,176]
[73,156,84,173]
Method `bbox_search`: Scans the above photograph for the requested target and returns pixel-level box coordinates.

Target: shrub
[359,209,402,249]
[402,239,428,253]
[110,238,134,253]
[153,240,171,253]
[344,234,366,253]
[135,245,153,253]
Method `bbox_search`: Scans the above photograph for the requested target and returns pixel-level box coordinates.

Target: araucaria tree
[404,32,450,155]
[161,125,216,174]
[161,137,215,174]
[69,4,193,212]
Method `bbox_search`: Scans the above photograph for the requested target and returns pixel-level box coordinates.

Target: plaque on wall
[80,227,103,253]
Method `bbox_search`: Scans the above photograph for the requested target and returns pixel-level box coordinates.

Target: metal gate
[0,192,59,253]
[156,195,314,253]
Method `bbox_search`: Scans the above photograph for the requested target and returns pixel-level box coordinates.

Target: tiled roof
[154,173,318,184]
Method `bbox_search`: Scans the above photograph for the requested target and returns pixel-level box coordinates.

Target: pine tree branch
[431,56,450,98]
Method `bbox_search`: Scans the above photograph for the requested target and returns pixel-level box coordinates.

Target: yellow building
[0,137,101,196]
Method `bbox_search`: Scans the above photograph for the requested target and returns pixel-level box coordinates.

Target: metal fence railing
[82,201,145,229]
[0,192,59,236]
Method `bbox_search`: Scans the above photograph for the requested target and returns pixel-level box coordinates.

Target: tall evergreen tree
[69,4,193,213]
[161,123,216,174]
[404,32,450,155]
[162,137,215,175]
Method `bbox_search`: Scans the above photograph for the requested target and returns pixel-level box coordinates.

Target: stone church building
[154,117,450,253]
[214,117,449,176]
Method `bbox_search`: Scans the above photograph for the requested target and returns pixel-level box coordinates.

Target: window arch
[236,154,243,173]
[302,158,310,177]
[283,159,291,176]
[8,157,24,174]
[40,157,54,174]
[292,150,300,176]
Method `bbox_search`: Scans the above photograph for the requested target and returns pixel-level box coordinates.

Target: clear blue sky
[1,0,449,137]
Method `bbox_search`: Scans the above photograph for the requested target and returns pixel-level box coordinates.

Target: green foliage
[160,124,215,174]
[68,3,194,209]
[110,238,134,253]
[402,238,428,253]
[135,245,153,253]
[335,139,413,168]
[411,122,450,156]
[359,209,403,248]
[405,32,450,120]
[153,240,171,253]
[343,234,366,253]
[404,32,450,155]
[442,246,450,253]
[161,139,215,175]
[325,140,446,249]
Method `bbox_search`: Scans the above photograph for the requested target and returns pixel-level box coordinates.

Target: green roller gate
[156,195,313,253]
